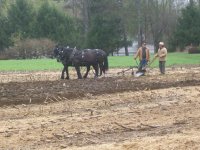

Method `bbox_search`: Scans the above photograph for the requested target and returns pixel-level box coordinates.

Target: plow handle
[148,56,157,67]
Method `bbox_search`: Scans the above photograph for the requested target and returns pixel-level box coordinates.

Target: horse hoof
[61,77,64,80]
[65,77,69,80]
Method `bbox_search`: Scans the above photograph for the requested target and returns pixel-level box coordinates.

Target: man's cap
[159,42,164,46]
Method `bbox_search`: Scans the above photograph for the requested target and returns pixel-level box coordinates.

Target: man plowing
[134,42,150,76]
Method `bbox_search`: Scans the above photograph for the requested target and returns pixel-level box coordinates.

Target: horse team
[54,46,109,79]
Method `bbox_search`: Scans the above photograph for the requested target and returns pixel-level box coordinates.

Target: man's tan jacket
[156,47,167,61]
[135,47,150,61]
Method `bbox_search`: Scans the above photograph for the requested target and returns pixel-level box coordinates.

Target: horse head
[56,46,75,64]
[53,46,61,62]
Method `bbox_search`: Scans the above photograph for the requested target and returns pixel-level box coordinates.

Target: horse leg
[75,65,82,79]
[92,64,99,78]
[83,65,90,79]
[65,66,69,80]
[61,65,66,79]
[99,62,103,76]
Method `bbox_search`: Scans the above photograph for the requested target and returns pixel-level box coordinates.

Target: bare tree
[144,0,178,52]
[118,0,129,56]
[136,0,143,47]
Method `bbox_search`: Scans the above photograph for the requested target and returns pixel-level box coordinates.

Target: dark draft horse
[54,46,108,79]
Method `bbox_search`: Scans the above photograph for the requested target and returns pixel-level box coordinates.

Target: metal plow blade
[134,72,145,77]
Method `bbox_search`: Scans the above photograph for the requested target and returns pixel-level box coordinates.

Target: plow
[117,57,157,77]
[117,66,137,76]
[116,66,147,77]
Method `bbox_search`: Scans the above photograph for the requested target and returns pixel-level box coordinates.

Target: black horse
[54,46,108,79]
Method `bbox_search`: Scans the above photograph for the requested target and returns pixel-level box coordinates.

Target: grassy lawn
[0,59,62,71]
[109,52,200,68]
[0,53,199,71]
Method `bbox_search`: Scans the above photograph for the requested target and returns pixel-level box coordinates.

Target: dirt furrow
[0,73,200,106]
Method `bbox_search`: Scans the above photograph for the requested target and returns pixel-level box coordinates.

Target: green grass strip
[0,53,199,71]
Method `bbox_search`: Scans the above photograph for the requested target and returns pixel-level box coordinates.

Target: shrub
[0,52,10,60]
[5,38,56,59]
[188,46,200,54]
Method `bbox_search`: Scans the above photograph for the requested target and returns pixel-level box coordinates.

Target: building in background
[113,41,154,56]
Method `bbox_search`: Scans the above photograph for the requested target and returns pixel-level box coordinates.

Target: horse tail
[102,55,109,73]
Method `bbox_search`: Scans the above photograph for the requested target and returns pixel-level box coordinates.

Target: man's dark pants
[138,59,147,73]
[159,61,166,74]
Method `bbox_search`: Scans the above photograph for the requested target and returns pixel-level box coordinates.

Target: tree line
[0,0,200,59]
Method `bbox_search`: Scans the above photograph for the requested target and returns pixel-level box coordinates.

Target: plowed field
[0,67,200,149]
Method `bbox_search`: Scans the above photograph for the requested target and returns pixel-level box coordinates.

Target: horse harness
[67,49,104,66]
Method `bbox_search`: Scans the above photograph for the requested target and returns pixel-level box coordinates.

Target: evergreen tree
[86,0,124,54]
[8,0,35,39]
[171,3,200,50]
[35,1,77,46]
[0,0,11,51]
[0,15,11,51]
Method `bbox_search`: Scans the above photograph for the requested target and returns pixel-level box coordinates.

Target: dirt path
[0,66,200,83]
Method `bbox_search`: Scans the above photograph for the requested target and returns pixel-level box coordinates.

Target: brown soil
[0,67,200,149]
